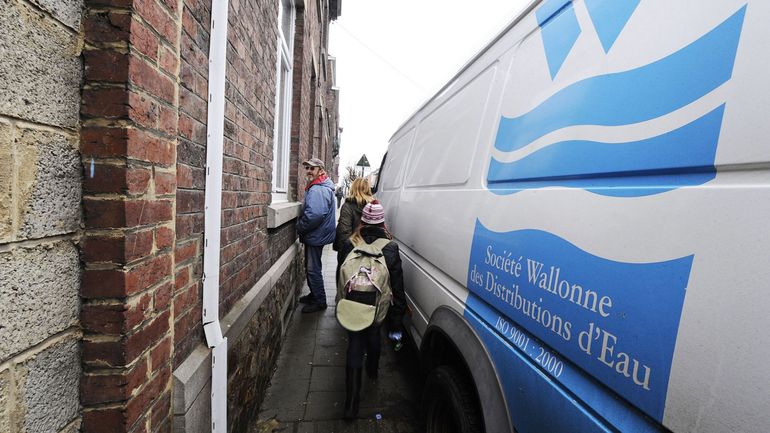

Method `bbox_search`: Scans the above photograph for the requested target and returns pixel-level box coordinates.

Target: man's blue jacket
[296,177,336,246]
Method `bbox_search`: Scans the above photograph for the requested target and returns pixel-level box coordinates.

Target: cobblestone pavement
[252,246,424,433]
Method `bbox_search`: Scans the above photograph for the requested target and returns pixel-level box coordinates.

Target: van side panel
[382,1,770,432]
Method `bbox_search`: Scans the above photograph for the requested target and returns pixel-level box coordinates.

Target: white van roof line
[389,0,542,142]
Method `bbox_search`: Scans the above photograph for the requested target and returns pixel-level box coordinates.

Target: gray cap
[302,157,325,168]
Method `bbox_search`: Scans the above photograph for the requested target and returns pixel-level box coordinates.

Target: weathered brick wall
[174,0,210,369]
[217,0,279,317]
[79,0,182,431]
[0,0,84,432]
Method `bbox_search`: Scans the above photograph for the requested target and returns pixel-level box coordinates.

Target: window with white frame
[272,0,295,203]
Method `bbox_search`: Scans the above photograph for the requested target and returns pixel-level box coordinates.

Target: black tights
[346,325,382,369]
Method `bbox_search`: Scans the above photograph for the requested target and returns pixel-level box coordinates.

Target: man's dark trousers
[305,244,326,305]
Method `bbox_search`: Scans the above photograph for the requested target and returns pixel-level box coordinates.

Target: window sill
[267,202,302,228]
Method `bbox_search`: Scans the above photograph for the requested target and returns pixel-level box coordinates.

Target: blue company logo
[488,5,747,197]
[467,220,693,421]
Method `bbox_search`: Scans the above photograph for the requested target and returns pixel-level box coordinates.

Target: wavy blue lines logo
[467,220,693,421]
[487,4,747,197]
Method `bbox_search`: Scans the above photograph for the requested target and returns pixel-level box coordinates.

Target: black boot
[343,367,362,419]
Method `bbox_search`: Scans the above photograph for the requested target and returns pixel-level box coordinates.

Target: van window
[381,128,415,191]
[405,65,497,188]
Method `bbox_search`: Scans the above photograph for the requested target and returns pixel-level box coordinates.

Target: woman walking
[337,200,406,419]
[334,178,374,273]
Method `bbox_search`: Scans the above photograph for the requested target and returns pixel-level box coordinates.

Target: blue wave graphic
[494,6,746,153]
[537,0,581,79]
[467,220,693,420]
[585,0,640,52]
[487,105,725,197]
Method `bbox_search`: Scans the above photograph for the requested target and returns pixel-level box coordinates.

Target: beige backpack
[335,238,392,331]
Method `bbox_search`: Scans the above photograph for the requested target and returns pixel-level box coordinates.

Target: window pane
[275,65,289,190]
[281,0,293,44]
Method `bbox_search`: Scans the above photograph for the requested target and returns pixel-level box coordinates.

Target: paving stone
[305,391,345,420]
[309,366,345,392]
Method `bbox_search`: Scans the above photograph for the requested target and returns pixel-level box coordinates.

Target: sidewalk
[253,246,423,433]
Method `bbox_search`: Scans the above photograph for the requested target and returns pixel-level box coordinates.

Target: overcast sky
[328,0,530,179]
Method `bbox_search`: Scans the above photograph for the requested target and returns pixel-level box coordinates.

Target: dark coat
[334,200,364,251]
[338,226,406,331]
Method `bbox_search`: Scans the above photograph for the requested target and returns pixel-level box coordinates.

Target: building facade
[0,0,341,432]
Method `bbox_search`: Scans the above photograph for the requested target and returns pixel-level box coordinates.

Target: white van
[376,1,770,432]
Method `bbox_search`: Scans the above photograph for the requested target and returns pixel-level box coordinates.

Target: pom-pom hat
[361,200,385,225]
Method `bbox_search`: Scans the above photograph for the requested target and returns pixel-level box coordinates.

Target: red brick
[81,127,129,158]
[125,199,173,227]
[82,406,127,433]
[148,392,172,433]
[154,226,174,250]
[153,170,176,195]
[153,281,173,311]
[129,56,175,104]
[181,8,197,40]
[158,44,178,75]
[172,283,197,315]
[127,129,174,166]
[176,189,203,213]
[130,18,160,61]
[125,310,171,366]
[81,294,151,335]
[82,337,125,367]
[80,358,148,405]
[82,303,126,335]
[173,266,190,293]
[159,0,178,14]
[125,365,171,428]
[82,88,130,119]
[84,10,131,44]
[81,235,125,263]
[127,92,159,130]
[84,198,126,229]
[85,50,130,82]
[84,164,127,194]
[126,166,152,195]
[125,229,154,262]
[175,213,203,239]
[81,268,126,298]
[174,239,197,264]
[173,310,199,347]
[176,163,192,188]
[125,254,172,295]
[149,338,171,372]
[158,104,178,135]
[134,0,179,46]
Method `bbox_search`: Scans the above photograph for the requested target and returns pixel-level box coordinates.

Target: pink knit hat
[361,200,385,225]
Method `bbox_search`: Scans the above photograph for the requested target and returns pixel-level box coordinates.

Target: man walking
[296,158,336,313]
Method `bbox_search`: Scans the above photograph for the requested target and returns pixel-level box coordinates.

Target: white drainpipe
[203,1,229,432]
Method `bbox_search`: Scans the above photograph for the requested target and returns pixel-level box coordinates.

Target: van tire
[422,365,483,433]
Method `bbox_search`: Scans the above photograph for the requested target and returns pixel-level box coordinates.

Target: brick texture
[80,0,340,431]
[80,0,181,431]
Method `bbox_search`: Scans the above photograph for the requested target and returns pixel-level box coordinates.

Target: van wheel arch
[421,307,514,433]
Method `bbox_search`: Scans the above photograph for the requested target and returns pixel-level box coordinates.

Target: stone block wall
[0,0,84,432]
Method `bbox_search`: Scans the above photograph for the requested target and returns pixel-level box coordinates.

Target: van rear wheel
[422,365,483,433]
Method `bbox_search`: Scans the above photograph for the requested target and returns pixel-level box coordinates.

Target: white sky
[329,0,530,178]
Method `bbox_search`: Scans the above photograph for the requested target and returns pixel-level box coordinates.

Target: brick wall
[0,1,84,432]
[174,0,210,369]
[79,0,182,431]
